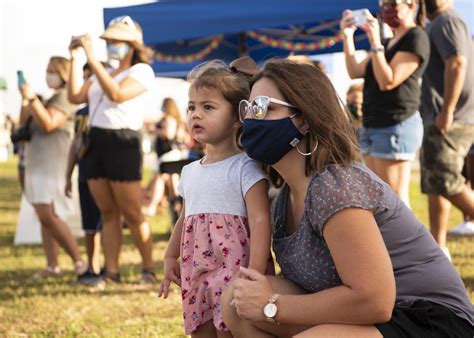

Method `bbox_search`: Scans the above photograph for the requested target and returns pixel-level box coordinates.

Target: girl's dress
[177,153,266,334]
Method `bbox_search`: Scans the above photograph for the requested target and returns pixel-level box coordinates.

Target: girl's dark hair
[251,59,361,188]
[189,63,250,145]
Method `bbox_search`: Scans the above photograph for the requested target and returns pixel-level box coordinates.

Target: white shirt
[88,63,156,130]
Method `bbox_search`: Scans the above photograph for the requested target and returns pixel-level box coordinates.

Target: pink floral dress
[177,153,267,334]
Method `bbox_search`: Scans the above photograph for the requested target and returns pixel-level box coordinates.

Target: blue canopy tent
[104,0,379,77]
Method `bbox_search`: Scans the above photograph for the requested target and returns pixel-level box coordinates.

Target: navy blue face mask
[241,115,305,165]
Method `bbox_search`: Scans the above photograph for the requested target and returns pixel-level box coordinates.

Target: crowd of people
[8,0,473,336]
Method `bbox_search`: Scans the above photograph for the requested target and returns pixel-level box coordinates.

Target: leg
[143,172,167,216]
[428,194,451,249]
[33,203,82,264]
[444,187,474,220]
[370,159,412,208]
[191,321,218,338]
[222,275,310,338]
[294,324,382,338]
[85,232,101,274]
[40,225,59,268]
[88,179,122,275]
[110,180,154,271]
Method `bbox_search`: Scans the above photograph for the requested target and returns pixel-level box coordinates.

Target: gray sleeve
[432,17,470,60]
[241,157,266,197]
[46,89,78,117]
[307,166,387,235]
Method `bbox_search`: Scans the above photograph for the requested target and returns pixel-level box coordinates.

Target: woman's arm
[21,84,69,133]
[363,17,421,91]
[245,179,272,274]
[67,38,92,104]
[234,208,395,325]
[341,10,370,79]
[77,35,148,103]
[19,97,32,125]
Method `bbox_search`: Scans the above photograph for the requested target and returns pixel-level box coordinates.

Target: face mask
[46,73,63,89]
[241,116,305,165]
[107,43,130,60]
[381,7,402,28]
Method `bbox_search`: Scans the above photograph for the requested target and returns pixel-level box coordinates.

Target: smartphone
[17,70,26,88]
[350,9,370,27]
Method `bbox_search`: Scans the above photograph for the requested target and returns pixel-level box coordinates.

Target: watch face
[263,303,277,318]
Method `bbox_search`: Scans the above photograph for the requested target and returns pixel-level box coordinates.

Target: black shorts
[84,127,143,181]
[78,181,101,234]
[375,300,473,338]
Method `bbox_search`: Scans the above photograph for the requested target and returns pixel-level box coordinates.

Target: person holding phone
[67,16,157,286]
[340,0,430,209]
[19,57,86,278]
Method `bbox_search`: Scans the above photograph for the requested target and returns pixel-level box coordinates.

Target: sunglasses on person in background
[108,15,136,31]
[239,96,296,122]
[379,0,412,8]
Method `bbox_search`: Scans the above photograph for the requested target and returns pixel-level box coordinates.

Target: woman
[221,59,473,337]
[143,97,189,218]
[341,0,429,208]
[67,16,156,285]
[20,56,85,278]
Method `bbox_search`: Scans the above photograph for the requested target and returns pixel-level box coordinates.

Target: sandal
[139,269,157,285]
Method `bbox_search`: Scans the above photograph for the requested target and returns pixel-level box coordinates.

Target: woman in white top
[67,16,157,285]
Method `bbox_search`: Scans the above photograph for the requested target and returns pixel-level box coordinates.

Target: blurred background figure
[67,16,157,286]
[341,0,429,208]
[65,62,104,285]
[19,56,86,279]
[345,82,363,128]
[421,0,474,258]
[142,97,189,218]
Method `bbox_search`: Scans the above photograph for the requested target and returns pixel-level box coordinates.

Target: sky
[1,0,473,120]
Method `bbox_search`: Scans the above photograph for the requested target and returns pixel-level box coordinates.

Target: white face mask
[46,73,63,89]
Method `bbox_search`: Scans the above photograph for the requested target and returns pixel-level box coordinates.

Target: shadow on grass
[0,260,166,302]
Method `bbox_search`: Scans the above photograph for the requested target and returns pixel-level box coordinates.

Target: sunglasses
[379,0,412,8]
[108,15,137,31]
[239,96,296,122]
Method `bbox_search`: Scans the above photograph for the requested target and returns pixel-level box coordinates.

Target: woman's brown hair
[49,56,71,86]
[413,0,427,29]
[130,21,155,65]
[251,59,361,187]
[162,97,182,123]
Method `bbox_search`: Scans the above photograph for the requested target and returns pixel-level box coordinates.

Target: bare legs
[33,203,84,272]
[88,178,154,276]
[85,233,101,273]
[364,155,412,208]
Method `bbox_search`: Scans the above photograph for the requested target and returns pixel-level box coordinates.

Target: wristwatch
[263,293,280,324]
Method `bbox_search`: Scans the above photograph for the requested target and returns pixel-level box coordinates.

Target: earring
[296,137,318,156]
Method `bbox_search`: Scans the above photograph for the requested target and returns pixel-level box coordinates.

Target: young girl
[158,62,273,337]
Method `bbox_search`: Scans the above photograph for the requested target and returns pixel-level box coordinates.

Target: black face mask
[241,116,305,165]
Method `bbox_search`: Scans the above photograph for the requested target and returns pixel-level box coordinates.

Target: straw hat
[100,16,143,45]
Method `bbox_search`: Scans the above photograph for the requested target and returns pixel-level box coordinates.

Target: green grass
[0,159,472,336]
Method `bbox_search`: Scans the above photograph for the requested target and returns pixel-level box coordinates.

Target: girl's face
[46,62,63,89]
[186,86,240,145]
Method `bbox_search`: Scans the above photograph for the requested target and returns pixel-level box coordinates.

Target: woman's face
[106,39,131,61]
[46,62,63,89]
[247,77,293,121]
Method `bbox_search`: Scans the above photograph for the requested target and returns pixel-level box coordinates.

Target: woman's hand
[232,267,274,321]
[340,10,357,38]
[77,34,95,62]
[158,257,181,299]
[360,14,382,48]
[68,37,82,59]
[19,84,35,100]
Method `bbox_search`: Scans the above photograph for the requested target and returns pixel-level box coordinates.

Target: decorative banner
[155,35,223,63]
[248,31,342,52]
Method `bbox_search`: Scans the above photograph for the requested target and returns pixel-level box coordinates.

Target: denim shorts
[359,112,423,161]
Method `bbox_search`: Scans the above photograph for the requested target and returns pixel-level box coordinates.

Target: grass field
[0,158,472,337]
